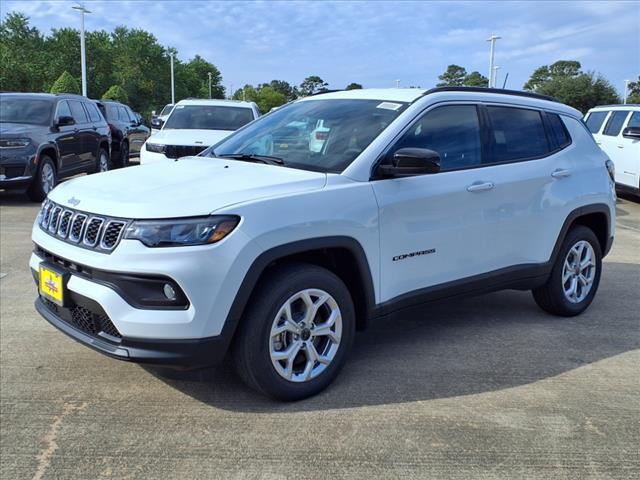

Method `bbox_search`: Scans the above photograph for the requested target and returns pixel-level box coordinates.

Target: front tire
[94,148,109,173]
[532,225,602,316]
[232,263,355,401]
[27,155,56,202]
[119,141,129,168]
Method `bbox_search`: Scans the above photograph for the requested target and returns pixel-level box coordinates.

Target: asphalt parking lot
[1,188,638,480]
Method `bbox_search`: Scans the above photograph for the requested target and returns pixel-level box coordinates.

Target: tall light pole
[395,79,400,88]
[623,79,630,104]
[487,34,501,88]
[493,66,501,89]
[169,51,175,104]
[208,72,212,99]
[72,3,91,97]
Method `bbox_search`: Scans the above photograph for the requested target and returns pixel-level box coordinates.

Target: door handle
[551,169,571,179]
[617,145,624,149]
[466,181,495,192]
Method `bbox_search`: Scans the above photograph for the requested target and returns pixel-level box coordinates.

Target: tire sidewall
[239,265,356,400]
[550,226,602,315]
[120,141,129,168]
[28,155,56,202]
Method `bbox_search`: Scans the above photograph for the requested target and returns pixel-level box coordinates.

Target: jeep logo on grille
[67,197,81,207]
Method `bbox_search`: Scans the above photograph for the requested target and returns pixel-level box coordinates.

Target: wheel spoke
[272,303,300,335]
[313,324,340,344]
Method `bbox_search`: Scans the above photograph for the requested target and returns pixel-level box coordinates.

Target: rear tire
[232,263,355,401]
[27,155,56,202]
[532,225,602,316]
[93,148,110,173]
[119,141,129,168]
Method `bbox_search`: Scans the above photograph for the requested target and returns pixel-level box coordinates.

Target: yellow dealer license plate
[39,264,66,306]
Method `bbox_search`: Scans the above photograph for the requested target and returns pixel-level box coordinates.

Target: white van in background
[585,105,640,195]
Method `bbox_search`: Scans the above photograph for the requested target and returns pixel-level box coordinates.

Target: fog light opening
[163,283,177,301]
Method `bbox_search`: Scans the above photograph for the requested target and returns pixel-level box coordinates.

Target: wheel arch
[550,204,613,263]
[217,236,376,358]
[37,144,59,170]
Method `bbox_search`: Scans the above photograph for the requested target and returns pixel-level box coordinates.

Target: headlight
[123,215,239,247]
[0,138,31,148]
[145,142,165,154]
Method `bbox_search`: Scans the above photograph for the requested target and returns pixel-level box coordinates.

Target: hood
[48,157,327,218]
[147,128,232,147]
[0,122,39,137]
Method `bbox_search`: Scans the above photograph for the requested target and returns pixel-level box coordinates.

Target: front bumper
[0,155,35,189]
[35,297,228,367]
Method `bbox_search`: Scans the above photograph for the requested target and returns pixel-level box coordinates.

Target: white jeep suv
[140,99,259,164]
[584,104,640,195]
[31,87,616,400]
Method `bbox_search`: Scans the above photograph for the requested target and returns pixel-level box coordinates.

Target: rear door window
[546,113,571,150]
[486,106,549,162]
[627,112,640,128]
[105,104,118,122]
[603,111,630,136]
[585,111,609,133]
[68,100,88,124]
[118,106,131,122]
[85,102,102,123]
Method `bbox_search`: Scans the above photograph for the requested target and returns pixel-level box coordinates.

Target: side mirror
[377,148,441,177]
[55,116,75,127]
[151,118,164,129]
[622,126,640,139]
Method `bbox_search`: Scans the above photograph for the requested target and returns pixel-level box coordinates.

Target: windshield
[164,105,255,131]
[159,104,173,116]
[209,99,408,173]
[0,97,54,125]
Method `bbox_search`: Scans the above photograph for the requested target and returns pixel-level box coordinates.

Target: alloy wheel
[562,240,596,303]
[41,163,55,193]
[269,289,342,382]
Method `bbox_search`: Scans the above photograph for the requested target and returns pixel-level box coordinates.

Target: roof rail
[422,86,558,103]
[309,89,344,97]
[590,104,640,108]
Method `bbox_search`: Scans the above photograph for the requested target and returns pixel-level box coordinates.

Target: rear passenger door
[480,105,571,268]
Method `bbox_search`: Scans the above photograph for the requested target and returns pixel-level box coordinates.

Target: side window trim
[541,111,573,153]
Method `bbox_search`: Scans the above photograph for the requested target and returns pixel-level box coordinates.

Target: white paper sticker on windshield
[175,105,185,109]
[376,102,402,111]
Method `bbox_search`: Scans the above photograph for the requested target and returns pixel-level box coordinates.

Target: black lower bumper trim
[35,297,228,368]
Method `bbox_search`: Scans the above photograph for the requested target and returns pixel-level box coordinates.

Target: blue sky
[3,0,639,96]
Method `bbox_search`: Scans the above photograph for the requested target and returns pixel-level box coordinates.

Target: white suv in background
[585,104,640,194]
[31,87,615,400]
[140,99,259,164]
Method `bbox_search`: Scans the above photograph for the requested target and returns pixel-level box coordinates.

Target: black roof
[0,92,87,100]
[422,86,558,103]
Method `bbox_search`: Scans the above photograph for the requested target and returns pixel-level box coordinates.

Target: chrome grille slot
[57,210,74,238]
[100,221,126,250]
[48,206,63,233]
[37,201,128,253]
[41,202,53,228]
[83,217,104,247]
[69,213,87,243]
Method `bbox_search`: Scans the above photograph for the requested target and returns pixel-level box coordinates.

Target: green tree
[345,82,363,90]
[437,64,467,87]
[299,75,328,96]
[259,80,298,101]
[463,71,488,87]
[232,84,258,102]
[0,12,47,91]
[254,86,287,113]
[50,70,80,94]
[524,60,620,112]
[181,54,224,99]
[102,84,129,103]
[627,76,640,104]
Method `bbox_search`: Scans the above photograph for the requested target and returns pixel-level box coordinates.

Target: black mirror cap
[622,126,640,139]
[55,116,75,127]
[378,148,441,177]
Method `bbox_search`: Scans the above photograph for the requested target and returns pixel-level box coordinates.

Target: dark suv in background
[0,93,111,201]
[95,100,150,168]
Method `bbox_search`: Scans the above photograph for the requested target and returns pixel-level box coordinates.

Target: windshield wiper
[217,153,285,166]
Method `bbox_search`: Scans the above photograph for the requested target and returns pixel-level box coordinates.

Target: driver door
[371,104,500,303]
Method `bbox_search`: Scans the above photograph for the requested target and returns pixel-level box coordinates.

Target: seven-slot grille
[38,200,128,253]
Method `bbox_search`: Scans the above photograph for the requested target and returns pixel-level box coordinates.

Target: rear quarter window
[627,111,640,128]
[546,113,571,150]
[603,111,630,136]
[85,102,103,123]
[585,111,609,133]
[486,106,549,162]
